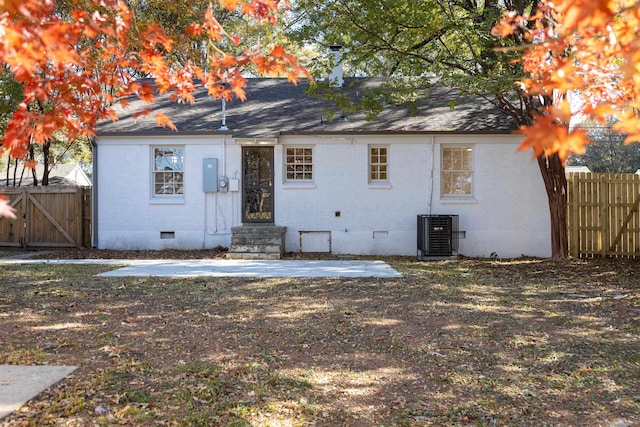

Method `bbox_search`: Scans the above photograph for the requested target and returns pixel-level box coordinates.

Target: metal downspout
[428,135,435,216]
[90,137,98,248]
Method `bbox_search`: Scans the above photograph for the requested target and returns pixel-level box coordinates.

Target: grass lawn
[0,256,638,426]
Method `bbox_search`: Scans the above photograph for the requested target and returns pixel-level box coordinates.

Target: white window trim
[284,145,314,183]
[368,183,393,189]
[440,145,474,200]
[151,145,185,202]
[149,197,186,205]
[283,183,317,190]
[368,144,390,184]
[440,197,478,205]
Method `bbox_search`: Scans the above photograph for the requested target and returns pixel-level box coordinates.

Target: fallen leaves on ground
[0,255,638,426]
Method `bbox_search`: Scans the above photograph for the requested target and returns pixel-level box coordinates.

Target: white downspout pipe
[90,137,98,248]
[428,135,435,215]
[219,98,228,131]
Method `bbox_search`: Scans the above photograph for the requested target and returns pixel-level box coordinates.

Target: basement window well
[160,231,175,239]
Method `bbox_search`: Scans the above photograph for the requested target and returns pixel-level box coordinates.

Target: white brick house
[94,78,551,258]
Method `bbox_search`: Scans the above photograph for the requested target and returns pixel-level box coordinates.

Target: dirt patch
[0,247,353,260]
[0,256,638,426]
[0,246,230,260]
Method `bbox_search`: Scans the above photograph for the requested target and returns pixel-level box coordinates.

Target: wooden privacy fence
[0,186,91,248]
[567,172,640,258]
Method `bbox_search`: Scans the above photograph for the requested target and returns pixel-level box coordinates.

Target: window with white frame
[369,145,388,182]
[441,146,473,196]
[285,146,313,181]
[153,146,184,195]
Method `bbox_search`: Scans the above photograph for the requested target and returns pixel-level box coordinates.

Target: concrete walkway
[0,365,77,420]
[2,258,403,278]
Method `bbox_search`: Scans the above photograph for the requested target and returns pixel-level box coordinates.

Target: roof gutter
[97,130,233,138]
[278,129,518,136]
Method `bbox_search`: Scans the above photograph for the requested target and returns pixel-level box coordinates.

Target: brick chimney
[328,45,343,88]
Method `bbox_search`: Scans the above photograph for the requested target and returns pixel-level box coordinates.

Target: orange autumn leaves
[0,0,308,157]
[0,0,309,217]
[494,0,640,161]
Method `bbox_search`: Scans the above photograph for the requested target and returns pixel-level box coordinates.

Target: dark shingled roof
[97,77,517,138]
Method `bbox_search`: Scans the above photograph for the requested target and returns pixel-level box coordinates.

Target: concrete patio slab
[96,259,403,278]
[0,365,77,420]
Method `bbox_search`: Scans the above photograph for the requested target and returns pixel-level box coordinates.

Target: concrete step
[226,252,282,260]
[231,225,286,235]
[231,235,283,246]
[228,224,287,259]
[229,244,282,253]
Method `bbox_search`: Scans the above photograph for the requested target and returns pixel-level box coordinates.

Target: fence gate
[568,172,640,258]
[0,186,91,248]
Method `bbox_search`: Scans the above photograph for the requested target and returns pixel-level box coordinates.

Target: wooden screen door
[242,146,274,223]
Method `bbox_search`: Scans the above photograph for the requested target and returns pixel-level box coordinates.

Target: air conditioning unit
[417,214,459,259]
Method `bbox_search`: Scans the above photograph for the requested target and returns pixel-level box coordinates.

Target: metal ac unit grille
[417,214,459,258]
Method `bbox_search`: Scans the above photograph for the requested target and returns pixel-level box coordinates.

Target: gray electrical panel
[203,158,218,192]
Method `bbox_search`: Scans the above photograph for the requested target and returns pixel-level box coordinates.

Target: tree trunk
[536,153,569,259]
[42,141,51,186]
[12,158,18,187]
[28,143,38,186]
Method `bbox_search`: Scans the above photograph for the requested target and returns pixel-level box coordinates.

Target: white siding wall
[95,135,241,250]
[275,134,551,258]
[96,133,551,258]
